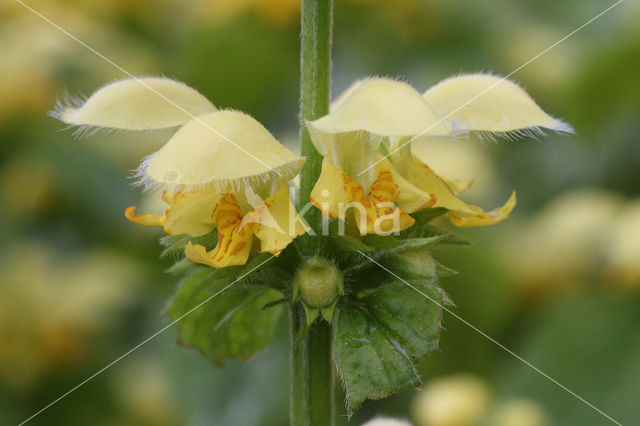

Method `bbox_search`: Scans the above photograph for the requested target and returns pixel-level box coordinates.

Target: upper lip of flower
[136,109,305,193]
[305,77,458,158]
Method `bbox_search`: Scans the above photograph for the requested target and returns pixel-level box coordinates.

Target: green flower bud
[293,256,344,325]
[294,256,344,308]
[388,248,436,280]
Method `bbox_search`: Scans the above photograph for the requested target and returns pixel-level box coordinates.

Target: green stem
[290,303,335,426]
[291,1,335,425]
[297,0,333,233]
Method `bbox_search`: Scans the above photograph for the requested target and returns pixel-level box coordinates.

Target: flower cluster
[56,74,570,270]
[55,77,307,268]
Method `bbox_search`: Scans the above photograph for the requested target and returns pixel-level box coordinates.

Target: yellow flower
[412,374,491,426]
[307,75,572,231]
[56,77,307,267]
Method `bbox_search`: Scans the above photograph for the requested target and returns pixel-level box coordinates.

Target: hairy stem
[291,1,335,425]
[297,0,333,233]
[290,303,335,426]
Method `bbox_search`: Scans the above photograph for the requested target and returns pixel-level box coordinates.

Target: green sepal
[384,250,437,281]
[434,259,459,277]
[334,281,444,415]
[165,257,195,275]
[260,297,289,311]
[166,266,283,366]
[408,207,448,224]
[325,235,374,254]
[320,300,338,323]
[303,304,319,326]
[363,234,445,256]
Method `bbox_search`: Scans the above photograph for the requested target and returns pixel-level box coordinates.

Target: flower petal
[54,77,216,130]
[423,74,573,136]
[310,158,414,234]
[124,206,165,227]
[308,78,454,156]
[381,158,436,213]
[243,183,308,255]
[408,158,516,226]
[162,189,220,236]
[367,168,415,234]
[124,188,220,237]
[143,110,305,191]
[310,159,358,220]
[184,194,253,268]
[447,192,517,227]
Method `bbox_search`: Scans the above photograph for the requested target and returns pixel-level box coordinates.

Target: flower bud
[294,256,344,309]
[388,248,437,281]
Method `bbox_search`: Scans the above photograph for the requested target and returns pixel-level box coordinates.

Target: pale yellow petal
[411,137,492,199]
[423,74,572,136]
[407,158,479,215]
[310,159,355,220]
[377,156,435,213]
[308,78,454,156]
[243,183,308,255]
[144,110,305,191]
[162,188,220,237]
[447,192,516,227]
[408,158,516,226]
[55,77,216,130]
[445,178,475,195]
[329,79,365,112]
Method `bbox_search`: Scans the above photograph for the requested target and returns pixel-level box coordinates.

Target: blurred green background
[1,0,639,425]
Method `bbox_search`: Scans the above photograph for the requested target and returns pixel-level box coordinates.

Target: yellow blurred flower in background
[0,243,141,390]
[361,417,413,426]
[491,398,549,426]
[0,3,155,127]
[190,0,300,27]
[412,374,491,426]
[412,374,550,426]
[605,200,640,288]
[500,189,640,298]
[113,358,180,426]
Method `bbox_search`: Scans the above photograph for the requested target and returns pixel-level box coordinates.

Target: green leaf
[401,224,471,246]
[365,282,442,359]
[334,281,444,414]
[363,234,445,255]
[166,267,283,366]
[334,306,420,415]
[165,257,195,275]
[325,235,373,254]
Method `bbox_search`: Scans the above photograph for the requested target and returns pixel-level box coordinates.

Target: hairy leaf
[166,266,283,366]
[334,281,443,414]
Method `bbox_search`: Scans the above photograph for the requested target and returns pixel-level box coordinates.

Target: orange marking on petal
[183,194,253,268]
